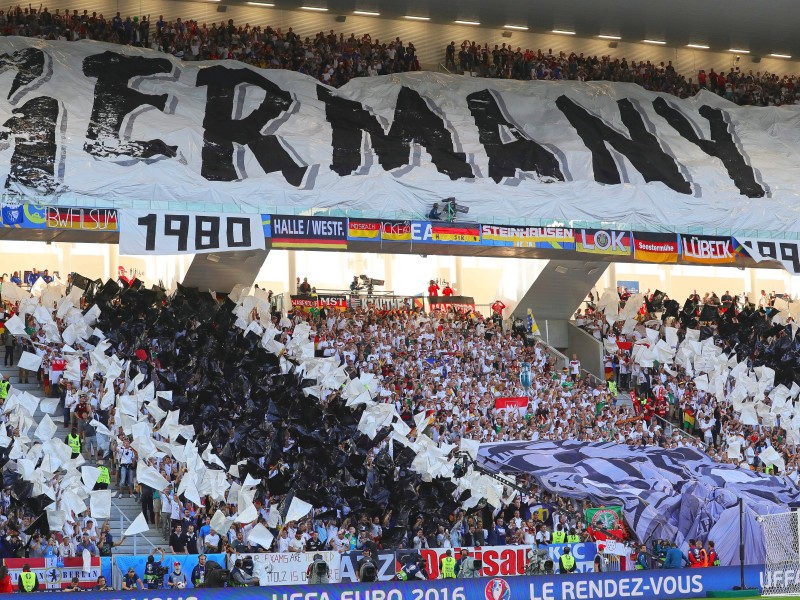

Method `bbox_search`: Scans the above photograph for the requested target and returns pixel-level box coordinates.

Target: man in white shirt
[203,529,221,553]
[569,354,581,377]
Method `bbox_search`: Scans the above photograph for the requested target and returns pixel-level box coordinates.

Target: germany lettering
[0,43,776,199]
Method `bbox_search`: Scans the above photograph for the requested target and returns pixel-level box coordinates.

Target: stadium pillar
[512,259,608,378]
[181,249,270,294]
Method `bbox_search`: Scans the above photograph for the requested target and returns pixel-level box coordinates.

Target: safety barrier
[8,564,766,600]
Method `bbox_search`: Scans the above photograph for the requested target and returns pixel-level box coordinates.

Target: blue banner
[114,553,225,589]
[37,564,765,600]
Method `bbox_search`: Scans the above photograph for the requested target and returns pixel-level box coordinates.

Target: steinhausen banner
[1,39,799,235]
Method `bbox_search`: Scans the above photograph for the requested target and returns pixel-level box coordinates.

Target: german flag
[632,232,678,263]
[381,220,412,241]
[430,223,481,244]
[347,219,381,241]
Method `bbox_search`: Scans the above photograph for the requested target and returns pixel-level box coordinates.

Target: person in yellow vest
[95,458,110,491]
[66,427,82,459]
[566,529,581,544]
[0,375,10,401]
[18,563,39,593]
[552,524,566,544]
[559,547,577,574]
[440,550,457,579]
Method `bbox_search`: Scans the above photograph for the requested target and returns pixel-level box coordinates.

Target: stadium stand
[578,288,800,481]
[0,5,796,103]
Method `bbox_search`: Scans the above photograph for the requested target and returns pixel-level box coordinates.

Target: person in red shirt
[427,280,440,297]
[442,283,454,297]
[0,565,11,593]
[491,300,506,317]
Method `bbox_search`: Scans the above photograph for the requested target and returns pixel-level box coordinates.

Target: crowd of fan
[445,43,800,106]
[2,272,794,591]
[1,4,798,101]
[575,288,800,484]
[0,7,419,86]
[0,277,644,569]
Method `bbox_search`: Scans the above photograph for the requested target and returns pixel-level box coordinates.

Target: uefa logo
[485,578,511,600]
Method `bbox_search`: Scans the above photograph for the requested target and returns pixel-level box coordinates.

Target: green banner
[585,506,623,530]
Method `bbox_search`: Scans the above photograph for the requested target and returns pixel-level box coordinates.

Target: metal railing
[113,499,156,556]
[437,62,452,74]
[652,414,707,449]
[532,335,569,372]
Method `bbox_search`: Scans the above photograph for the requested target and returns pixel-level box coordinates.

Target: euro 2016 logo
[485,578,511,600]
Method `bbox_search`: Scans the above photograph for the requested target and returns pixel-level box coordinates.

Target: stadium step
[9,370,168,556]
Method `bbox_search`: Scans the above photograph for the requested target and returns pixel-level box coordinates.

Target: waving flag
[477,440,798,567]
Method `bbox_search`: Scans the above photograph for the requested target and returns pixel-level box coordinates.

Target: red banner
[5,557,101,590]
[495,397,528,410]
[290,294,348,312]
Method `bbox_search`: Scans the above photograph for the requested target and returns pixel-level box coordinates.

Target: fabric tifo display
[1,38,800,235]
[477,440,795,566]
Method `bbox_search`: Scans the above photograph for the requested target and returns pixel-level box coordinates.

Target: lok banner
[575,229,632,255]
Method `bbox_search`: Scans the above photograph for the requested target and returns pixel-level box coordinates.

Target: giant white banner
[119,210,265,255]
[1,38,800,235]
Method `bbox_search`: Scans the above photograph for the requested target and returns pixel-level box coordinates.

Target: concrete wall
[567,321,604,379]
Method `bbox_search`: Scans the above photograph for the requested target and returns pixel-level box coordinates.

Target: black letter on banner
[195,216,220,251]
[466,89,563,183]
[82,51,177,160]
[0,96,60,194]
[0,48,46,101]
[652,98,766,198]
[779,242,800,274]
[227,217,252,247]
[164,215,190,251]
[137,214,157,251]
[317,86,472,180]
[196,66,306,186]
[555,95,691,194]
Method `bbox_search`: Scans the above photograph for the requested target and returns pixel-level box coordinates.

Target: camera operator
[397,554,428,581]
[350,277,361,295]
[230,558,260,587]
[357,548,378,582]
[306,553,330,584]
[168,561,188,589]
[143,547,166,589]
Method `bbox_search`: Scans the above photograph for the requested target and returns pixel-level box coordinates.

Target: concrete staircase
[0,364,167,556]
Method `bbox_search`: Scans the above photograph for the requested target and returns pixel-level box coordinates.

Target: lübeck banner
[0,38,798,236]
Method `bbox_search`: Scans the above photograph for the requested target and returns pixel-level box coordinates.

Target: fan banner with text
[0,38,796,237]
